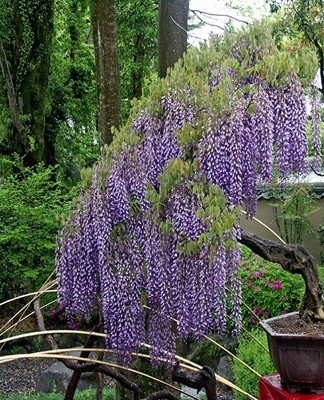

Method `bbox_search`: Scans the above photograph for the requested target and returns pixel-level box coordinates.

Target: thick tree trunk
[13,0,54,165]
[241,231,324,321]
[158,0,189,78]
[91,0,121,148]
[172,362,217,400]
[132,34,146,99]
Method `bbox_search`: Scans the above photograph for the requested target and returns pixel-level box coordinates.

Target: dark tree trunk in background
[158,0,189,78]
[0,0,54,166]
[132,34,146,99]
[91,0,121,148]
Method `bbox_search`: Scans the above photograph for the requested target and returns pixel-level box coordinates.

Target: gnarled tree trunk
[241,230,324,321]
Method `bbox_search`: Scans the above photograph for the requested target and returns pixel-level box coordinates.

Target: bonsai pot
[260,312,324,393]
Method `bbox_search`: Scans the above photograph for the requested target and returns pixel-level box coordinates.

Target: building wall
[240,199,324,264]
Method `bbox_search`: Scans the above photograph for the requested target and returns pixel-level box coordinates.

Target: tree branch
[33,299,58,350]
[240,231,324,321]
[0,38,25,137]
[64,331,99,400]
[190,9,249,25]
[310,164,324,177]
[172,362,217,400]
[190,10,225,30]
[290,2,324,94]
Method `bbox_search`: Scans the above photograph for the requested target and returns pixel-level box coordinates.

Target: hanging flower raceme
[198,120,231,193]
[56,193,101,320]
[253,88,274,183]
[268,78,308,178]
[310,89,322,171]
[56,41,313,367]
[165,181,205,240]
[101,239,145,364]
[241,114,257,218]
[133,113,164,188]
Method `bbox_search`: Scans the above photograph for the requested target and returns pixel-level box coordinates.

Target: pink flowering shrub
[240,246,304,328]
[45,302,96,330]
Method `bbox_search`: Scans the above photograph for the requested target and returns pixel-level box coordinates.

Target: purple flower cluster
[56,194,100,320]
[133,113,164,188]
[268,79,308,178]
[253,89,274,183]
[165,181,204,240]
[198,76,309,218]
[198,120,231,193]
[56,64,310,366]
[310,89,322,171]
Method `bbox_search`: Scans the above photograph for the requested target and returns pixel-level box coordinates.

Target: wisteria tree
[55,21,323,394]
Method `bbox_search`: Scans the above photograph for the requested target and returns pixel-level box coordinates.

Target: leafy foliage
[232,329,275,400]
[0,160,75,300]
[271,185,318,244]
[117,0,158,121]
[47,0,99,177]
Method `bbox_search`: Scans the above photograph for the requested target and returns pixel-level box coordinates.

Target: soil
[267,313,324,335]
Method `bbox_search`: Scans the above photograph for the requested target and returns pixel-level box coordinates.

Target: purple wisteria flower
[134,113,164,188]
[310,89,322,171]
[165,181,204,240]
[268,79,308,178]
[253,88,274,183]
[56,58,310,366]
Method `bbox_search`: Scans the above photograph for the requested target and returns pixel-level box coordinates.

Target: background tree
[0,0,54,166]
[117,0,158,121]
[289,0,324,94]
[0,161,74,302]
[90,0,121,148]
[158,0,190,78]
[47,0,98,182]
[268,0,324,94]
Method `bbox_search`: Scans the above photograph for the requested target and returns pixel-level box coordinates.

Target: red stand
[259,375,324,400]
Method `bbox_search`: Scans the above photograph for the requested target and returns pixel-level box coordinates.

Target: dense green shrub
[0,161,76,301]
[240,246,304,329]
[232,329,275,400]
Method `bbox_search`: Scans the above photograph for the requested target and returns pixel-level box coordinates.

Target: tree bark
[158,0,189,78]
[240,231,324,321]
[132,34,146,99]
[91,0,121,148]
[172,362,217,400]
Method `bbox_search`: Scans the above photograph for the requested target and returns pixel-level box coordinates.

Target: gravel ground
[0,359,52,397]
[0,358,235,399]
